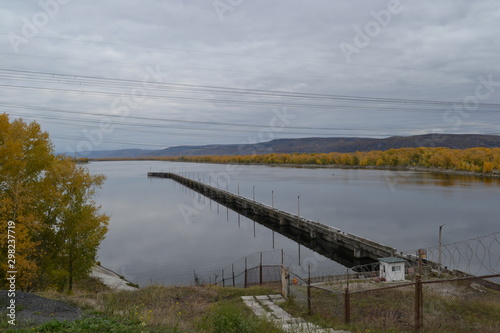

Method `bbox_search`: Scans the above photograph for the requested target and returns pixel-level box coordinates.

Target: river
[86,161,499,286]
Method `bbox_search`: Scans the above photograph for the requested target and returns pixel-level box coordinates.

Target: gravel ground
[0,290,83,327]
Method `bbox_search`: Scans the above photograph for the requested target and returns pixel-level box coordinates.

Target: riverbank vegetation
[0,114,109,291]
[93,147,500,175]
[172,147,500,173]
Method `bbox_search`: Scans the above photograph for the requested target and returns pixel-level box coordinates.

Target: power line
[0,102,395,132]
[2,69,500,111]
[0,51,486,89]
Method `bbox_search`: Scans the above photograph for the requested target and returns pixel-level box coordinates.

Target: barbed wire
[423,231,500,276]
[196,231,500,286]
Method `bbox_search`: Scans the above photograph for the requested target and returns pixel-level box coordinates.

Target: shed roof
[379,257,405,264]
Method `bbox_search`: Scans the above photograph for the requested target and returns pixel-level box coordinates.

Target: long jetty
[148,172,399,267]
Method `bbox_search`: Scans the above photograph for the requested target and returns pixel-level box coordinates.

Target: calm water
[87,161,499,286]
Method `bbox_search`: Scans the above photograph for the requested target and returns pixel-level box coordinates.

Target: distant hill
[84,134,500,158]
[82,149,156,158]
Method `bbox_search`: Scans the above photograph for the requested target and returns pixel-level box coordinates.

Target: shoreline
[88,158,500,179]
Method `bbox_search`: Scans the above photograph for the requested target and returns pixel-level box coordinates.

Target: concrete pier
[148,172,398,267]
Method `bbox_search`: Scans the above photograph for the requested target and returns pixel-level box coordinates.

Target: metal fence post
[244,257,247,288]
[259,251,263,286]
[280,265,289,299]
[345,268,350,324]
[415,249,424,331]
[344,287,350,324]
[415,275,423,331]
[232,264,235,287]
[307,265,312,315]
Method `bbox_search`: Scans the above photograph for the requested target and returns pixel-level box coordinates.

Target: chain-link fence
[197,249,289,288]
[199,232,500,332]
[286,269,500,332]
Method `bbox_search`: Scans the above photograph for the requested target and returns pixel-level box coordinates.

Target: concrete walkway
[241,295,349,333]
[91,265,139,291]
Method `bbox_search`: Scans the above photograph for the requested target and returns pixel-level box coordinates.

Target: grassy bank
[1,278,285,333]
[2,276,499,332]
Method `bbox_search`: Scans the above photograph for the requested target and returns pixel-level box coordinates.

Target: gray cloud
[1,0,499,154]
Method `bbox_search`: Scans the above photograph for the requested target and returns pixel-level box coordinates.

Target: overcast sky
[1,0,499,154]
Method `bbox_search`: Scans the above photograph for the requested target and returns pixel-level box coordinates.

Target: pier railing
[148,171,398,265]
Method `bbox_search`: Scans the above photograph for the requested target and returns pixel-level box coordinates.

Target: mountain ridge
[81,134,500,158]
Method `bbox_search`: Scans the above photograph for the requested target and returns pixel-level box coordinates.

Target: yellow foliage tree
[0,114,109,291]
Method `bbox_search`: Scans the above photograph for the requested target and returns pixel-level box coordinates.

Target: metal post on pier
[297,195,301,220]
[272,190,275,249]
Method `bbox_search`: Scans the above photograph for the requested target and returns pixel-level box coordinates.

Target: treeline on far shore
[87,147,500,174]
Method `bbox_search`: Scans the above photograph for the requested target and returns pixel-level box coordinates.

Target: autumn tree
[40,157,109,291]
[0,114,109,291]
[163,147,500,173]
[0,114,54,289]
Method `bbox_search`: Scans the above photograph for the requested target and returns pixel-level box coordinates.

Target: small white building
[379,257,406,282]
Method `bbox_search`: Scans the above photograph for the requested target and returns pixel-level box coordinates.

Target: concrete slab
[242,294,350,333]
[256,295,270,300]
[269,294,286,302]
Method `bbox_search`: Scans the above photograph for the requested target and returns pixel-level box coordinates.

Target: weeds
[283,280,500,333]
[2,316,144,333]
